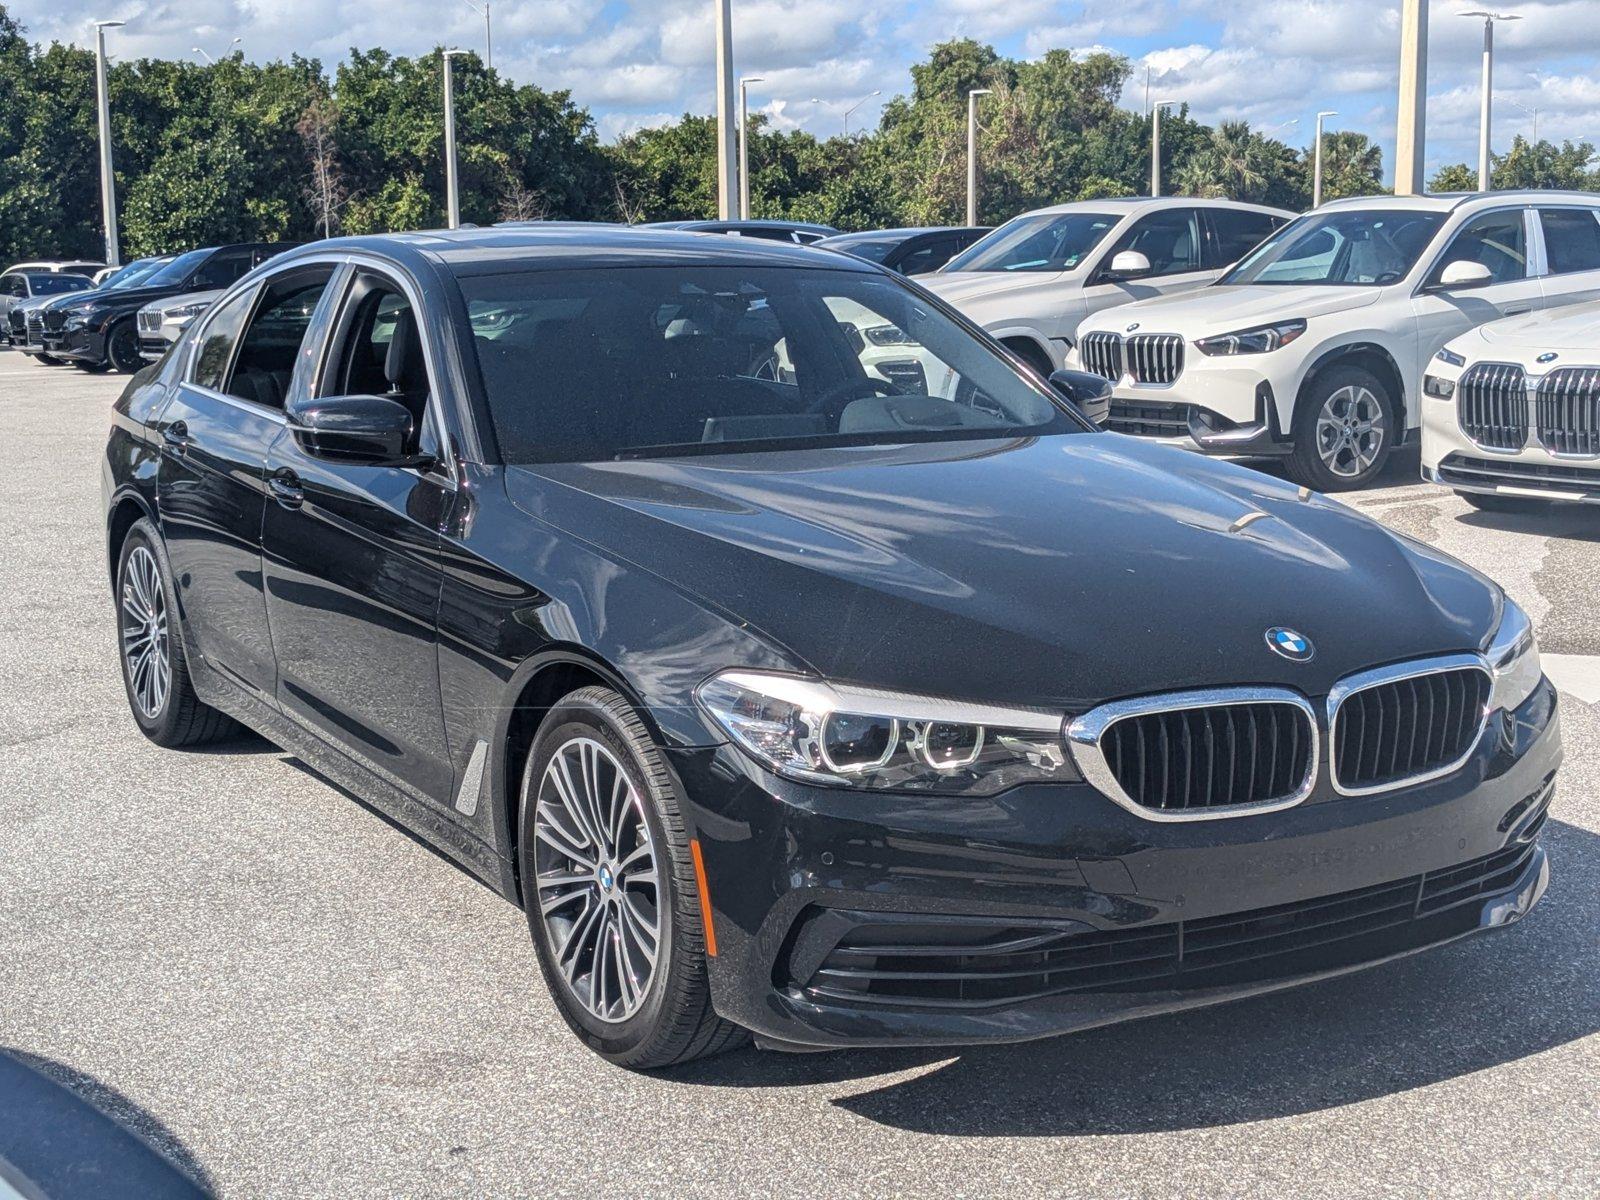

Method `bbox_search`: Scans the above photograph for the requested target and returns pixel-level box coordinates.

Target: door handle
[268,468,304,510]
[161,420,190,454]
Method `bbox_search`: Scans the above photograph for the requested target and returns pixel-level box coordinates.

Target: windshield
[461,266,1079,463]
[103,257,174,291]
[26,274,92,295]
[943,212,1118,273]
[141,249,212,289]
[1221,210,1446,286]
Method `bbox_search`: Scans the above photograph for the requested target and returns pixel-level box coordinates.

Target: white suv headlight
[696,670,1078,795]
[1486,597,1542,713]
[1194,319,1306,356]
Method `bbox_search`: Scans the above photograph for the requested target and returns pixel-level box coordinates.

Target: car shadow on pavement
[0,1049,215,1198]
[1454,508,1600,543]
[675,817,1599,1137]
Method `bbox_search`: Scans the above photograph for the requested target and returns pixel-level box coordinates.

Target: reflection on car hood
[507,436,1498,709]
[920,270,1074,307]
[1471,299,1600,352]
[1081,284,1382,336]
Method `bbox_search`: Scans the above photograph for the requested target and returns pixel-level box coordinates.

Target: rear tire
[1288,364,1396,491]
[115,520,240,748]
[517,686,747,1070]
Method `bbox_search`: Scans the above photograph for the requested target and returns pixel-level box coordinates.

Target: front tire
[115,520,239,747]
[107,320,144,374]
[517,686,746,1069]
[1288,365,1396,491]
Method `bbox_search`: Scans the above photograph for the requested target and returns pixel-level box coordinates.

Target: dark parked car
[104,227,1558,1070]
[642,219,838,244]
[47,242,300,373]
[10,256,173,362]
[816,226,992,275]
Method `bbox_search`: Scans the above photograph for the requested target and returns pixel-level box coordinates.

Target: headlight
[1423,374,1455,399]
[1194,319,1306,356]
[167,303,210,321]
[1485,596,1542,713]
[864,324,914,347]
[1434,347,1466,367]
[695,670,1078,795]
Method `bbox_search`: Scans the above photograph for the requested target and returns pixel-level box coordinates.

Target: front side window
[1099,209,1202,279]
[1431,210,1528,286]
[460,266,1077,464]
[222,268,336,409]
[944,212,1118,273]
[1539,208,1600,275]
[320,273,436,452]
[2,274,25,298]
[191,252,254,291]
[190,288,257,393]
[1223,210,1446,286]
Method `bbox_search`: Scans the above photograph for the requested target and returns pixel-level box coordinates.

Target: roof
[271,225,883,277]
[818,227,985,245]
[640,219,839,235]
[1013,197,1293,219]
[1318,189,1600,214]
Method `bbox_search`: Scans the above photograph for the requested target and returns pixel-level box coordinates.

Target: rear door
[1204,208,1285,274]
[1535,206,1600,310]
[1081,207,1210,322]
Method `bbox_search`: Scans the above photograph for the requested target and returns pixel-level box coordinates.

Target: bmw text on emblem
[1537,352,1559,364]
[1125,322,1141,333]
[1265,627,1314,662]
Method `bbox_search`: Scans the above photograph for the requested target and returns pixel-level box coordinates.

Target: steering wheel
[805,376,901,420]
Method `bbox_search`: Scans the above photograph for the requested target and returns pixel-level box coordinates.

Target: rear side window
[1433,210,1528,286]
[1206,210,1282,269]
[1539,208,1600,275]
[190,288,257,392]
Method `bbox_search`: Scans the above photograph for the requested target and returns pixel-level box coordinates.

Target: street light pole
[841,89,881,137]
[461,0,491,71]
[1313,110,1337,208]
[713,0,737,219]
[442,49,465,229]
[192,37,241,64]
[93,20,125,267]
[966,88,991,227]
[1461,11,1522,191]
[738,75,763,220]
[1150,100,1182,197]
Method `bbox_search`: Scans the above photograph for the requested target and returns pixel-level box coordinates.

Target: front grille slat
[1332,665,1491,793]
[1459,362,1529,451]
[1537,367,1600,456]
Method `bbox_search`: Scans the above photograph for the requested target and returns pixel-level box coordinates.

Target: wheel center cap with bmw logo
[1266,627,1314,662]
[598,864,615,892]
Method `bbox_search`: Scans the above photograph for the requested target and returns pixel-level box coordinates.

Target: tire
[114,519,240,748]
[107,319,144,374]
[517,686,747,1070]
[1004,338,1054,380]
[1458,490,1549,514]
[1287,364,1396,491]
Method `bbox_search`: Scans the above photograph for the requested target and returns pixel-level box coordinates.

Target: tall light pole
[841,89,881,137]
[1503,96,1538,143]
[966,88,991,227]
[191,37,241,64]
[1313,110,1338,208]
[1394,0,1428,195]
[1150,99,1183,197]
[93,20,124,267]
[738,75,763,220]
[713,0,737,220]
[1461,11,1522,191]
[442,49,466,229]
[461,0,491,71]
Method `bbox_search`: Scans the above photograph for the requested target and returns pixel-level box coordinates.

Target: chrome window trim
[1064,686,1320,823]
[1325,653,1493,797]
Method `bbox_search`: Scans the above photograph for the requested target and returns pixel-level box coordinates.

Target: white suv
[1068,191,1600,490]
[920,198,1291,379]
[1422,295,1600,509]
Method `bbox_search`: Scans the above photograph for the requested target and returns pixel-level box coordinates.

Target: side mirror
[289,394,419,464]
[1050,368,1113,427]
[1106,250,1153,281]
[1434,260,1493,291]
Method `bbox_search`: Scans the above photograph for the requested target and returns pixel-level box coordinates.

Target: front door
[1082,207,1214,326]
[260,268,456,802]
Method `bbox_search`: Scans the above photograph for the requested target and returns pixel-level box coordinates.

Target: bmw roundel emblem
[1266,627,1314,662]
[1125,321,1141,333]
[1537,352,1559,364]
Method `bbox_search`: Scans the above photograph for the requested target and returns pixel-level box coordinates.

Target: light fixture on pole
[1263,118,1299,138]
[93,19,125,267]
[461,0,491,70]
[192,37,241,64]
[841,89,881,137]
[1503,96,1538,143]
[442,49,466,229]
[738,75,764,220]
[966,88,992,227]
[1150,99,1184,197]
[1460,11,1522,192]
[713,0,737,219]
[1313,110,1337,208]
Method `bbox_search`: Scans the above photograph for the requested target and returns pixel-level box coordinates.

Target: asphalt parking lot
[2,356,1597,1198]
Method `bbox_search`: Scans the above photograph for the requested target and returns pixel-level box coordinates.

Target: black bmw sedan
[102,227,1559,1069]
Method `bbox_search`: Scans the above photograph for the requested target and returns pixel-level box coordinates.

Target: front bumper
[674,678,1560,1049]
[1422,394,1600,503]
[53,326,107,363]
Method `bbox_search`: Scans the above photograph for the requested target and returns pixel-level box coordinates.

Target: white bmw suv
[1068,191,1600,490]
[920,198,1291,379]
[1422,295,1600,509]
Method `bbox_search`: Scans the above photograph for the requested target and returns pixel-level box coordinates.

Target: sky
[12,1,1600,182]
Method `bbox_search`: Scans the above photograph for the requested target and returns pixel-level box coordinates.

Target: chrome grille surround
[1126,333,1184,385]
[1536,367,1600,457]
[137,309,162,334]
[1080,331,1123,381]
[1066,687,1319,823]
[1326,654,1494,797]
[1457,362,1529,452]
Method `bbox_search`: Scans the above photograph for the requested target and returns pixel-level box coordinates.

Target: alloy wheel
[1314,384,1387,479]
[532,737,662,1024]
[121,545,170,718]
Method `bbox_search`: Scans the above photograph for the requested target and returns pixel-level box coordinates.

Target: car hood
[1082,284,1383,336]
[56,284,184,312]
[505,436,1498,710]
[921,270,1076,308]
[1471,300,1600,353]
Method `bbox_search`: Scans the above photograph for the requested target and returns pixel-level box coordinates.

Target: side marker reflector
[689,838,718,957]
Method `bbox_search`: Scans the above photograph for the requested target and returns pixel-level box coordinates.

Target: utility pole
[738,75,763,220]
[1313,110,1337,208]
[1394,0,1428,195]
[93,20,125,267]
[443,49,465,229]
[713,0,737,220]
[966,88,991,227]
